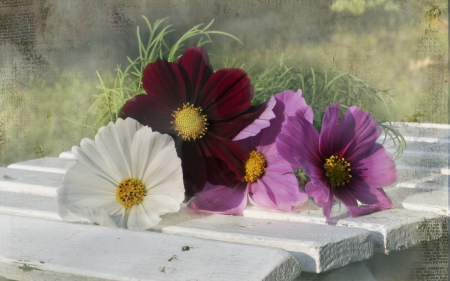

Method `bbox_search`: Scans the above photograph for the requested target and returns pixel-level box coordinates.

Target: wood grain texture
[0,213,301,281]
[162,215,373,273]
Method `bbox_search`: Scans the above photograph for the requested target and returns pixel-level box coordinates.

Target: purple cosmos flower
[189,90,311,214]
[277,103,397,220]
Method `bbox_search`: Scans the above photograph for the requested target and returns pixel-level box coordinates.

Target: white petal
[79,207,118,228]
[127,195,181,231]
[146,175,184,204]
[93,119,140,180]
[127,203,161,231]
[73,138,121,184]
[63,162,117,194]
[142,146,183,195]
[130,127,174,180]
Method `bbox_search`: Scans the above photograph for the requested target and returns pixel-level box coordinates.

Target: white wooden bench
[1,122,448,280]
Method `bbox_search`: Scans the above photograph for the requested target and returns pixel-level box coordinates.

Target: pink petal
[275,89,313,124]
[249,165,308,211]
[189,182,248,214]
[233,98,276,141]
[305,182,328,206]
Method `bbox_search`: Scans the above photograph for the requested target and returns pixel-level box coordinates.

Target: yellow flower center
[171,103,208,141]
[323,155,352,188]
[115,178,146,209]
[243,150,267,183]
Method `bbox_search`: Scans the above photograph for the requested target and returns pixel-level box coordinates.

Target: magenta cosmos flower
[189,90,311,214]
[122,47,271,197]
[277,103,397,220]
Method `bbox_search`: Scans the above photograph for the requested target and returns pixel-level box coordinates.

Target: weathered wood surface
[162,214,373,273]
[0,214,301,281]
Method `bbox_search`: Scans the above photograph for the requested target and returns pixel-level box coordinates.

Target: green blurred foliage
[0,73,96,166]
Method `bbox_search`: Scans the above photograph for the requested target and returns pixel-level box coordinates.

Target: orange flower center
[243,150,267,183]
[324,155,352,188]
[116,178,146,209]
[171,103,208,141]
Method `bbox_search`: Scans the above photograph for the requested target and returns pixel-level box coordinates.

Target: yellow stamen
[243,150,267,183]
[171,103,208,141]
[323,155,352,188]
[116,178,146,209]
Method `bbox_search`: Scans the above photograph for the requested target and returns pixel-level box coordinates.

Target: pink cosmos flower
[277,103,397,220]
[189,90,311,214]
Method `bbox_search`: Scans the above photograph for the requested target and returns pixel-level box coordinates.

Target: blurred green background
[0,0,448,166]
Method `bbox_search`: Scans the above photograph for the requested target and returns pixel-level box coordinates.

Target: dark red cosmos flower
[122,47,268,197]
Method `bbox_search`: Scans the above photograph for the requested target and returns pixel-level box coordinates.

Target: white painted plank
[162,214,373,273]
[244,200,445,255]
[402,190,448,215]
[394,174,447,190]
[336,209,445,254]
[243,200,349,225]
[7,157,74,174]
[0,168,61,196]
[59,151,76,159]
[0,213,301,281]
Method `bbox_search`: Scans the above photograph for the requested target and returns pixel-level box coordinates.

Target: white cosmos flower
[57,117,185,231]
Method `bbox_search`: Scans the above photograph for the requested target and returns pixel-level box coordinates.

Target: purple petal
[343,106,383,162]
[332,188,360,217]
[233,97,276,141]
[319,103,383,162]
[319,103,351,158]
[249,164,308,211]
[346,178,394,210]
[352,143,397,187]
[277,110,329,197]
[189,182,248,214]
[334,186,392,217]
[306,182,334,220]
[275,89,313,124]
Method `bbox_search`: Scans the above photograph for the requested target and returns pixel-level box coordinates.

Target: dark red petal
[121,94,175,134]
[200,133,246,187]
[179,141,207,197]
[211,103,267,139]
[142,59,187,109]
[176,47,213,103]
[200,69,253,120]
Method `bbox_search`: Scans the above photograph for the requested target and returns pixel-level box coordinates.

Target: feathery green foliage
[92,17,405,159]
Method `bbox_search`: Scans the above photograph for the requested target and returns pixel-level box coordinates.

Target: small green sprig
[91,16,241,129]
